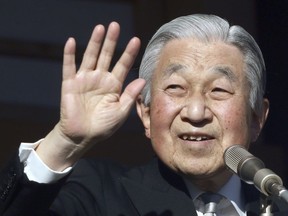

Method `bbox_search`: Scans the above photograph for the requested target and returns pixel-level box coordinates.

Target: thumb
[120,78,146,112]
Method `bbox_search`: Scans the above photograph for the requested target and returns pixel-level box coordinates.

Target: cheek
[150,94,178,129]
[149,94,181,151]
[219,103,252,143]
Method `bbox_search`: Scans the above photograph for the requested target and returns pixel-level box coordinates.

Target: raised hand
[36,22,145,171]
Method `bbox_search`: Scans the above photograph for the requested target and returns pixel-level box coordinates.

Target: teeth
[182,135,208,141]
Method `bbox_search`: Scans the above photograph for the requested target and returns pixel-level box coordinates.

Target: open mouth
[180,135,212,141]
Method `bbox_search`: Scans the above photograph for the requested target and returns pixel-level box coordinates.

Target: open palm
[59,22,145,148]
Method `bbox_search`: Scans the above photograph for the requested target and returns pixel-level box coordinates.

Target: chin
[173,159,225,177]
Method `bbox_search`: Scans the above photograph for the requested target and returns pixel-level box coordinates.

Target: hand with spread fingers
[36,22,146,171]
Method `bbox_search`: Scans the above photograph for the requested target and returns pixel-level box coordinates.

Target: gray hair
[139,14,266,115]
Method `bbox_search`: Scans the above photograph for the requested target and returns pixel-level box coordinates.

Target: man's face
[138,38,264,180]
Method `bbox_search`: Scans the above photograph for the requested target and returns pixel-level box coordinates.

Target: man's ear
[136,96,151,138]
[251,98,270,142]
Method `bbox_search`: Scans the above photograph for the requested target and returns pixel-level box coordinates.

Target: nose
[180,93,212,123]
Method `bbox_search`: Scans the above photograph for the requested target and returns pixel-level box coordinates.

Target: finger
[120,78,146,112]
[111,37,141,83]
[96,21,120,72]
[63,38,77,80]
[79,24,106,72]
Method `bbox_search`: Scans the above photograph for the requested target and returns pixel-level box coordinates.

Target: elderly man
[0,14,286,215]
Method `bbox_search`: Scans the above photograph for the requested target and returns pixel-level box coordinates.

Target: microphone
[224,145,288,203]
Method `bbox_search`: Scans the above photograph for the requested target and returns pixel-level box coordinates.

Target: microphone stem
[269,183,288,204]
[279,190,288,204]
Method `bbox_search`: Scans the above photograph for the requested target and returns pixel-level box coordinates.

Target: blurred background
[0,0,287,181]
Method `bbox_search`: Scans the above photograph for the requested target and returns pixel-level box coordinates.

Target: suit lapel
[120,158,197,216]
[242,182,261,215]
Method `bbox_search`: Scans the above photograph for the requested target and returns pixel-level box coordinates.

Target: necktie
[194,192,240,216]
[200,193,222,216]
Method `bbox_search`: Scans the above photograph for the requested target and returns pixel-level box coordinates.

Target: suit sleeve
[0,152,66,216]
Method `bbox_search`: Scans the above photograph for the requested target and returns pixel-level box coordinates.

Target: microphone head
[224,145,284,196]
[224,145,266,184]
[224,145,252,175]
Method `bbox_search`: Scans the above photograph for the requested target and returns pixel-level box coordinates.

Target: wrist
[35,124,85,171]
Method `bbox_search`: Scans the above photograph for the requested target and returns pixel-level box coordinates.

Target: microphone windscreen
[224,145,253,174]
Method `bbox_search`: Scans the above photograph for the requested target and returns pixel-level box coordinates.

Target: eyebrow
[211,66,238,82]
[162,63,187,78]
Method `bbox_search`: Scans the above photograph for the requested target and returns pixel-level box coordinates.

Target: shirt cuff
[19,140,72,184]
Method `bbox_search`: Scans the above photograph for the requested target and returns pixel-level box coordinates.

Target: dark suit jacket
[0,153,287,215]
